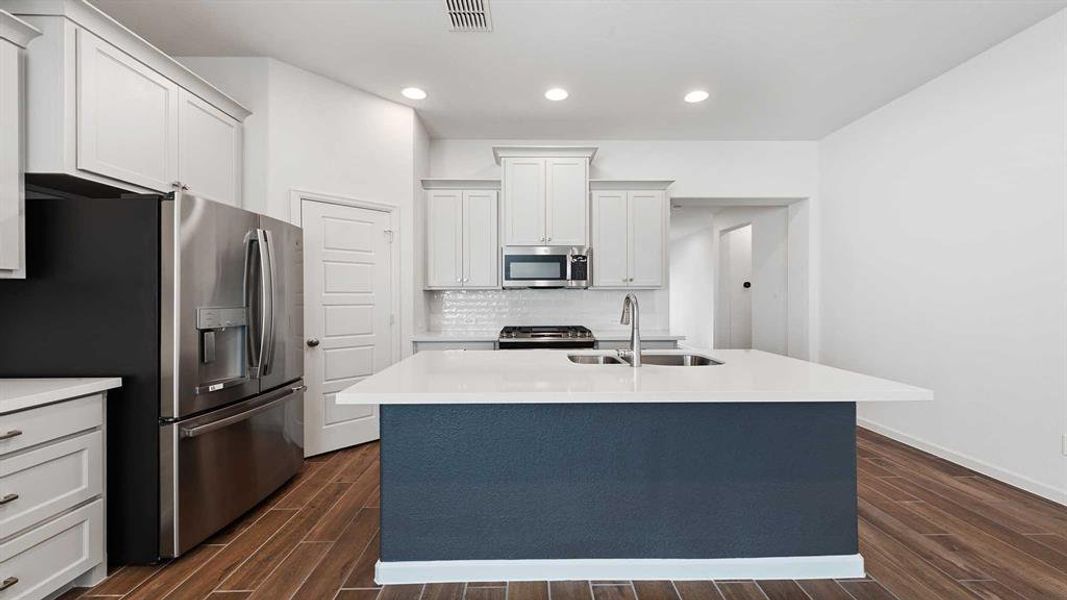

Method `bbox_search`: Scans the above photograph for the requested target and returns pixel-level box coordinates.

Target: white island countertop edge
[338,349,932,405]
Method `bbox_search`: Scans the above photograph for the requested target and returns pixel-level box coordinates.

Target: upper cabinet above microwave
[11,0,249,206]
[497,146,596,246]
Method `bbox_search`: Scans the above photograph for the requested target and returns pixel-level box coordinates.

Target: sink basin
[639,354,722,366]
[567,354,626,365]
[567,353,721,366]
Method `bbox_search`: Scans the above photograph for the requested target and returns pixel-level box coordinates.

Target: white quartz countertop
[1,378,122,414]
[337,349,931,405]
[411,329,685,342]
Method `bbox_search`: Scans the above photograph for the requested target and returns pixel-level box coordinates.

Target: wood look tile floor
[63,428,1067,600]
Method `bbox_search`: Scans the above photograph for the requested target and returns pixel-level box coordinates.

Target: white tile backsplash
[427,288,669,332]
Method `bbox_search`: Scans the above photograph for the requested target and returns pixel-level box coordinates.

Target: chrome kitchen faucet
[619,293,642,367]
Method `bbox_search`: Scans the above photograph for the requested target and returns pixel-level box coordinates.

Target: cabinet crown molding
[492,145,597,165]
[0,10,41,47]
[421,178,501,190]
[8,0,251,120]
[589,179,674,191]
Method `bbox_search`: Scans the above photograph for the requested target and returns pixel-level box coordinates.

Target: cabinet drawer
[0,431,103,537]
[0,394,103,457]
[0,500,103,600]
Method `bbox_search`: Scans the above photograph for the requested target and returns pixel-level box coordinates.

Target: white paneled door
[302,199,396,456]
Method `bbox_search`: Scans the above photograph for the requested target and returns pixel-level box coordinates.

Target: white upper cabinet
[590,191,629,287]
[425,184,499,290]
[427,190,464,288]
[178,90,242,206]
[590,183,671,289]
[14,1,250,201]
[76,29,179,192]
[503,158,546,245]
[545,158,588,246]
[498,147,596,247]
[0,11,40,280]
[463,190,499,288]
[628,191,667,287]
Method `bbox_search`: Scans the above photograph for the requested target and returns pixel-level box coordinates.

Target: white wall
[669,210,716,349]
[179,57,424,356]
[818,11,1067,503]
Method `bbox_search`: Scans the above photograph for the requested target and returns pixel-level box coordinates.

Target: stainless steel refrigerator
[0,189,304,562]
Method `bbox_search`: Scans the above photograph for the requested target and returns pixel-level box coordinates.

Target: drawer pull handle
[0,494,17,506]
[0,430,21,441]
[0,577,17,591]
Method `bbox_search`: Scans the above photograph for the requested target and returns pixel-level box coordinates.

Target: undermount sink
[568,354,626,365]
[639,354,722,366]
[567,353,721,366]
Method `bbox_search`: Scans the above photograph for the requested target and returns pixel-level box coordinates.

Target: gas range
[497,325,596,350]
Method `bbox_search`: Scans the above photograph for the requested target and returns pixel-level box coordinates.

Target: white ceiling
[90,0,1066,140]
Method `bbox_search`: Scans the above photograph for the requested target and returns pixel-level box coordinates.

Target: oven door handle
[179,384,305,439]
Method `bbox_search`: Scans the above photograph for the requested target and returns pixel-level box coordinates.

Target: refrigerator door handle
[179,383,300,438]
[261,228,277,375]
[244,229,273,378]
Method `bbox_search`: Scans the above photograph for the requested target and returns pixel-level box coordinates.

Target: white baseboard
[857,418,1067,507]
[375,554,865,584]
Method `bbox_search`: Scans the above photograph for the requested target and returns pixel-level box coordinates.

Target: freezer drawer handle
[179,386,301,439]
[0,493,18,506]
[0,430,22,441]
[0,577,17,591]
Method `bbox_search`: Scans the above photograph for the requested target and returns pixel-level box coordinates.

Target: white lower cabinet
[0,392,107,600]
[413,341,497,353]
[591,189,668,288]
[426,189,498,289]
[0,501,103,600]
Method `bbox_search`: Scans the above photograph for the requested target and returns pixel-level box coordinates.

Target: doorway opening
[668,198,810,358]
[719,223,753,349]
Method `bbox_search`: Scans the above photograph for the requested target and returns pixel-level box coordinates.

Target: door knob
[743,281,751,288]
[306,338,320,348]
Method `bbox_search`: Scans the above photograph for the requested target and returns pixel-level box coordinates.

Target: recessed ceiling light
[544,87,569,101]
[402,87,427,100]
[684,90,710,103]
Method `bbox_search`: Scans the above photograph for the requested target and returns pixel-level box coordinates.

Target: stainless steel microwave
[502,246,591,288]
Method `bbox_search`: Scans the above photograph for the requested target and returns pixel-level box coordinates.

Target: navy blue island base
[379,401,858,573]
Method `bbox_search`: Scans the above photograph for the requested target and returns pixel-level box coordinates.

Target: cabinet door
[628,191,666,288]
[591,191,630,287]
[545,158,588,246]
[76,30,178,191]
[0,40,22,275]
[463,190,498,288]
[503,158,546,245]
[178,89,242,206]
[426,190,463,288]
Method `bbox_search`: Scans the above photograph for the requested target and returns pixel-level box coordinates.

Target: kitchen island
[337,349,931,584]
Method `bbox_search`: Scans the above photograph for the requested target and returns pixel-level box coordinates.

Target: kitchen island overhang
[338,349,932,584]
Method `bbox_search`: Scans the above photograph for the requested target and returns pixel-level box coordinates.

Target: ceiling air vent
[445,0,492,32]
